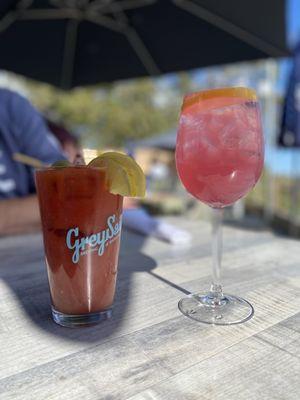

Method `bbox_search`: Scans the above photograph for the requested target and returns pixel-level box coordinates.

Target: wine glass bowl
[176,88,264,208]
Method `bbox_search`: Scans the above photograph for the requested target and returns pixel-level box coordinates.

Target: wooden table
[0,218,299,400]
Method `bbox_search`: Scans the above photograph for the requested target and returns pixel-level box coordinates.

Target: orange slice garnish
[182,87,257,114]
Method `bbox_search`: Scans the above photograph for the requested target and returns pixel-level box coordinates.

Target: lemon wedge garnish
[88,152,146,197]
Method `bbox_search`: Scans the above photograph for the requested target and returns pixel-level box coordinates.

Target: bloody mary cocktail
[36,166,123,327]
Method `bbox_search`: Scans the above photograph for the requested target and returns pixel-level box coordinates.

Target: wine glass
[175,87,264,325]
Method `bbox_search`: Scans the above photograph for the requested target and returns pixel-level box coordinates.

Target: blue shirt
[0,89,66,199]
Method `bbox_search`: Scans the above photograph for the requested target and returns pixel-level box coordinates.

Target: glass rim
[184,86,257,100]
[35,165,107,173]
[181,86,258,114]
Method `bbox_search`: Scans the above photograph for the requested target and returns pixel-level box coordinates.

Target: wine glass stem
[210,207,224,304]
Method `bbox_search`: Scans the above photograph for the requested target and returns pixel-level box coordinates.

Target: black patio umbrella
[0,0,289,89]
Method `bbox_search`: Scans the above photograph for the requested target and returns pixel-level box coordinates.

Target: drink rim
[182,86,257,112]
[35,165,107,173]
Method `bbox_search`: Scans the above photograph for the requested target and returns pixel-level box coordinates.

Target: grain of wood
[128,334,300,400]
[0,219,299,399]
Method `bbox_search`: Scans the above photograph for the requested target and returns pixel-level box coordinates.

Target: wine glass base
[178,292,254,325]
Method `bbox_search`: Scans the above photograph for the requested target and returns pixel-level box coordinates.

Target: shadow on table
[0,229,158,343]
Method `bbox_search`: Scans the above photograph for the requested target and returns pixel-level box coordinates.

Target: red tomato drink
[35,166,123,327]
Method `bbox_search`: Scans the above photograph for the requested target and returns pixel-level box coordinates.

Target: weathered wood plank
[128,335,300,400]
[0,335,171,400]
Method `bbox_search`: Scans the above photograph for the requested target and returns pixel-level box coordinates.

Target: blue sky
[287,0,300,45]
[278,0,300,91]
[277,0,300,92]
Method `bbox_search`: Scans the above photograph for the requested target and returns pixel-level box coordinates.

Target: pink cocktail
[176,87,264,325]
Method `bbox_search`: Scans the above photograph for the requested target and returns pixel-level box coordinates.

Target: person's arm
[0,195,41,236]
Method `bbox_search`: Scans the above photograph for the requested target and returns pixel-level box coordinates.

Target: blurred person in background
[0,88,66,236]
[46,119,82,163]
